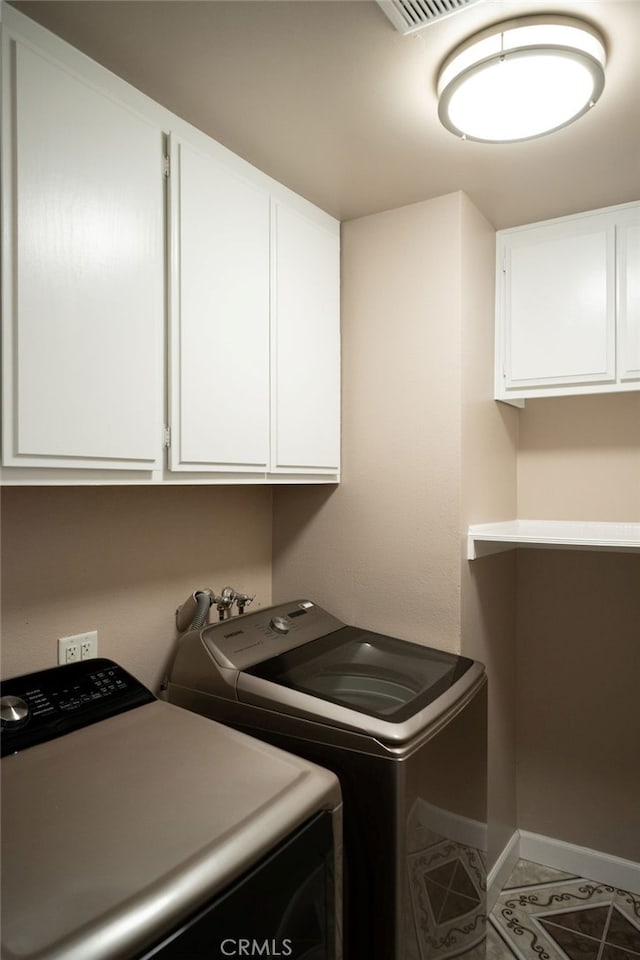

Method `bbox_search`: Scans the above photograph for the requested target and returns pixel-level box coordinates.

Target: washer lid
[237,625,484,744]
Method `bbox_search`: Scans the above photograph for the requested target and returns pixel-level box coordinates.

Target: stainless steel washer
[166,599,487,960]
[1,658,342,960]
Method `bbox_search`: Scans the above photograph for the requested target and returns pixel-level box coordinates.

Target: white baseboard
[487,830,520,910]
[519,830,640,894]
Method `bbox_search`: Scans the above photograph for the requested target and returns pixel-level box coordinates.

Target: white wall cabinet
[1,7,340,484]
[168,137,271,473]
[495,202,640,404]
[271,201,340,474]
[2,36,164,470]
[168,137,340,478]
[618,219,640,381]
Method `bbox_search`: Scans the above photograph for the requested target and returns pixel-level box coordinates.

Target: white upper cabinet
[495,202,640,403]
[271,202,341,474]
[618,218,640,381]
[168,136,340,479]
[168,137,271,472]
[1,7,340,484]
[2,37,164,469]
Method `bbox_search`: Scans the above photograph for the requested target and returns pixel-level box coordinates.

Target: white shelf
[467,520,640,560]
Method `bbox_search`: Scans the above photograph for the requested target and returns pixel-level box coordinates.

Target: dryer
[1,658,342,960]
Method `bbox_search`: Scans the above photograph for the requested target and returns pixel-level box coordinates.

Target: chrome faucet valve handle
[215,586,237,620]
[235,593,255,615]
[213,595,226,621]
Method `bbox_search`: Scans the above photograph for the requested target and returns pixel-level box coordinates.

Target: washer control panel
[201,600,346,671]
[1,659,154,757]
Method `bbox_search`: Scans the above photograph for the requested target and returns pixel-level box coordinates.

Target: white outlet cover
[58,631,98,664]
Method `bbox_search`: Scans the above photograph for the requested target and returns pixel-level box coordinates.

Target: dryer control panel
[0,659,154,757]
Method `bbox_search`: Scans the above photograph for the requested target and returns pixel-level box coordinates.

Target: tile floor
[489,860,640,960]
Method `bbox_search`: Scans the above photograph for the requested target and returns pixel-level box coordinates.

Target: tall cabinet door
[618,216,640,382]
[501,214,616,392]
[168,138,270,472]
[2,40,164,469]
[271,202,340,474]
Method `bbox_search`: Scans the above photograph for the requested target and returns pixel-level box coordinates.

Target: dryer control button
[1,695,30,726]
[269,616,290,635]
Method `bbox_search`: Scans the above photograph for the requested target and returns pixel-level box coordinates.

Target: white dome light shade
[437,18,606,143]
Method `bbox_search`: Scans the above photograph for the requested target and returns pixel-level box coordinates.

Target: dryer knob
[1,695,30,726]
[269,616,290,635]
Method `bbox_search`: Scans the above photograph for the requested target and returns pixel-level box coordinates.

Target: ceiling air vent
[376,0,484,34]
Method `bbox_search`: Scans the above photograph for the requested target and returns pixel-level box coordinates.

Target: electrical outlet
[58,636,81,664]
[80,631,98,660]
[58,631,98,665]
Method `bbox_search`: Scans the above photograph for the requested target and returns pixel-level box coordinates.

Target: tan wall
[517,393,640,521]
[514,391,640,861]
[459,194,519,866]
[0,485,272,691]
[516,549,640,862]
[274,191,520,870]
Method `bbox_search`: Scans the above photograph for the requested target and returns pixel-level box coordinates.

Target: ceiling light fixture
[436,16,606,143]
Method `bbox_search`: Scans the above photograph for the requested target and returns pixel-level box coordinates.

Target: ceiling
[9,0,640,228]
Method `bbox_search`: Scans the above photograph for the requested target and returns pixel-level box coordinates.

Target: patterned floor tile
[504,860,578,890]
[608,905,640,951]
[490,860,640,960]
[487,923,519,959]
[540,904,610,939]
[538,921,602,960]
